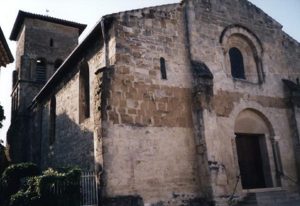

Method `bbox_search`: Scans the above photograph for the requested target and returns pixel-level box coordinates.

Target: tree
[0,104,8,175]
[0,104,5,128]
[0,140,9,175]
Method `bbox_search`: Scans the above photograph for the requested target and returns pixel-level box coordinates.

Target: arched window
[49,96,56,145]
[79,61,90,123]
[220,25,264,84]
[229,47,245,79]
[36,58,47,83]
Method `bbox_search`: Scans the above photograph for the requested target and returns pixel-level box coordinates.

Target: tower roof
[10,10,87,41]
[0,27,13,67]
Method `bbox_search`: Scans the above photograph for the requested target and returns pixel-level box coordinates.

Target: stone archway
[234,109,276,189]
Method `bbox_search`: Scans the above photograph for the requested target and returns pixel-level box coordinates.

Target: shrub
[0,162,39,205]
[39,167,81,206]
[5,166,81,206]
[0,142,9,176]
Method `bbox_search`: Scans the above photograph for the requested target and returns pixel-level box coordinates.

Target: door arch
[234,109,276,189]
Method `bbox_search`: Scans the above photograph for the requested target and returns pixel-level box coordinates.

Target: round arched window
[229,47,245,79]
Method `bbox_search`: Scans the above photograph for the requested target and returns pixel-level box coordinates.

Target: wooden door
[236,134,266,189]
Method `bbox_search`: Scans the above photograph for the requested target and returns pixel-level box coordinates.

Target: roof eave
[0,27,14,65]
[10,10,87,41]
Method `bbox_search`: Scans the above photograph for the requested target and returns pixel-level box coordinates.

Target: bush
[2,162,39,182]
[0,142,9,175]
[5,166,81,206]
[40,167,81,206]
[0,162,39,205]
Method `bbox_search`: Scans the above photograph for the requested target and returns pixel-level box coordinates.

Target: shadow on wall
[41,111,94,171]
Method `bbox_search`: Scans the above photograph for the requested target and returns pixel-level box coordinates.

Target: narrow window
[49,96,56,145]
[229,47,245,79]
[50,38,54,47]
[36,58,47,83]
[160,57,167,80]
[12,70,18,88]
[79,61,90,123]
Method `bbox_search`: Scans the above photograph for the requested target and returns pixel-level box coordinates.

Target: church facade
[7,0,300,205]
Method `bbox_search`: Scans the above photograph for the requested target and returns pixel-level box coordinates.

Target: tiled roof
[10,10,87,41]
[0,27,13,67]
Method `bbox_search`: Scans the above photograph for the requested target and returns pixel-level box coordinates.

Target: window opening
[229,47,245,79]
[36,58,46,83]
[49,96,56,145]
[79,61,90,122]
[12,70,18,88]
[160,57,167,80]
[50,38,54,47]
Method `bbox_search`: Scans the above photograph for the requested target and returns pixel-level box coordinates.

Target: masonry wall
[8,18,82,163]
[37,36,105,170]
[185,0,300,198]
[101,5,209,205]
[17,19,80,110]
[15,1,300,205]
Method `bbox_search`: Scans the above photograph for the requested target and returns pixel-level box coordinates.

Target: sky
[0,0,299,143]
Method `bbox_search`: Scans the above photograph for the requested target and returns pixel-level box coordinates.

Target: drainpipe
[182,0,214,202]
[183,0,192,62]
[97,16,113,201]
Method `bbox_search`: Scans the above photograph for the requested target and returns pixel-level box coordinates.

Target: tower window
[79,61,90,123]
[160,57,167,80]
[36,58,47,83]
[229,47,245,79]
[49,96,56,145]
[12,70,18,88]
[50,38,54,47]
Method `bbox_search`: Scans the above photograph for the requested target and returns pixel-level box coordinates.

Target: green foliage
[1,164,81,206]
[0,162,39,205]
[2,163,39,181]
[0,141,9,175]
[0,104,5,128]
[9,176,41,206]
[38,167,81,206]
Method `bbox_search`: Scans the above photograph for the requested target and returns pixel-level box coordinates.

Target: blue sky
[0,0,299,142]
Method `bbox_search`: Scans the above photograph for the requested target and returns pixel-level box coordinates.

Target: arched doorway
[234,109,275,189]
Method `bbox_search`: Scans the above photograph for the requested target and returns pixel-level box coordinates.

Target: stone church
[6,0,300,205]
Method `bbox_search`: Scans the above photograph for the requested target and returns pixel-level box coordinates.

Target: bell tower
[7,10,86,162]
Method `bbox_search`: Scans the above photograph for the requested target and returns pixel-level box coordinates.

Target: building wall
[38,39,104,170]
[8,17,83,163]
[185,0,300,198]
[12,0,300,205]
[100,4,208,205]
[101,0,300,204]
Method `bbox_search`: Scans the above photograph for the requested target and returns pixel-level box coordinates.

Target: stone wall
[101,0,300,204]
[10,0,300,205]
[185,0,300,199]
[37,37,105,170]
[101,4,207,205]
[8,17,83,163]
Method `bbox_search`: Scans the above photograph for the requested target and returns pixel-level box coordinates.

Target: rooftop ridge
[0,26,14,67]
[10,10,87,41]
